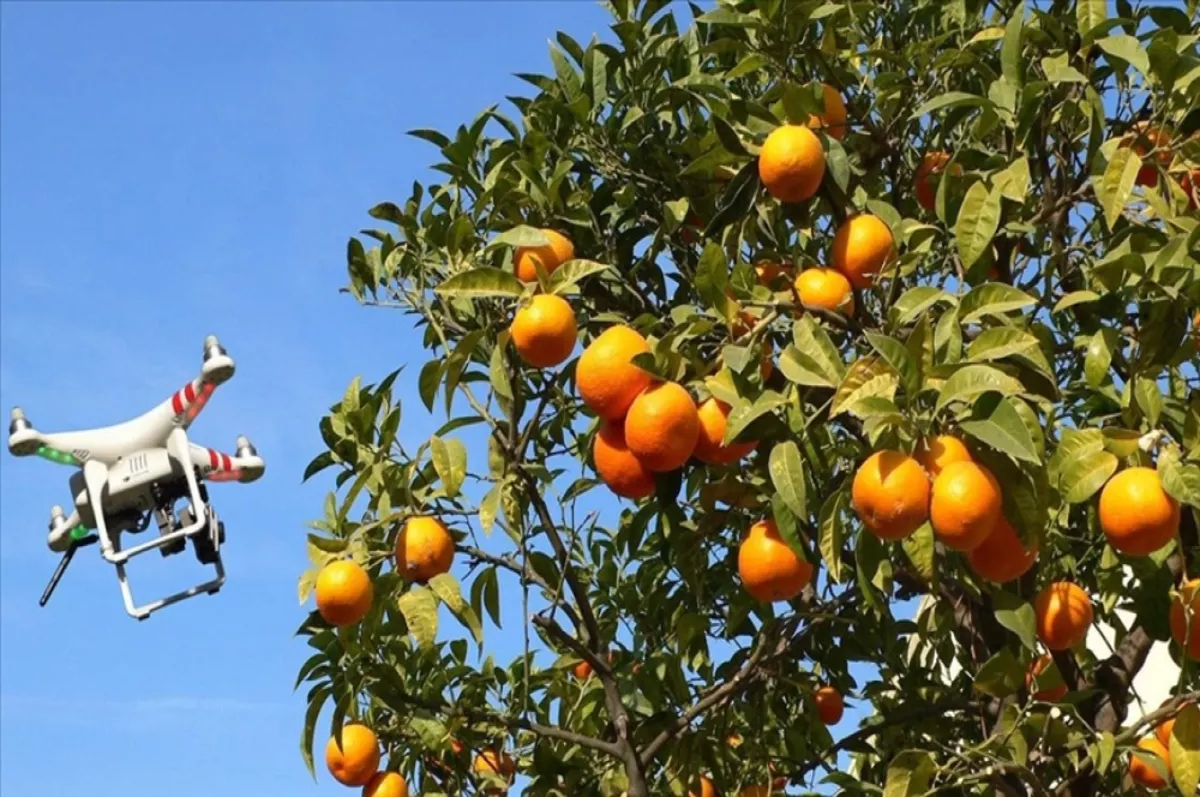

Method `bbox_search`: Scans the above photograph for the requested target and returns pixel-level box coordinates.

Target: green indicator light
[69,525,88,541]
[35,445,79,467]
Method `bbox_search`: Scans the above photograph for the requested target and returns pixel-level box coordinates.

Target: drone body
[8,335,264,620]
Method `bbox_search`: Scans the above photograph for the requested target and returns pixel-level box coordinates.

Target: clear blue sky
[0,3,867,796]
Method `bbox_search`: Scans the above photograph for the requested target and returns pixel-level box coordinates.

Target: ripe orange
[1098,467,1180,556]
[514,228,574,282]
[694,397,757,465]
[758,124,826,203]
[1129,737,1170,790]
[1035,582,1093,651]
[851,450,931,541]
[831,214,895,289]
[967,516,1038,584]
[738,518,814,602]
[930,461,1002,552]
[509,294,577,368]
[325,724,381,787]
[395,516,454,583]
[1170,578,1200,661]
[577,325,654,421]
[474,749,516,780]
[1121,122,1172,187]
[814,686,844,725]
[623,382,700,472]
[364,771,409,797]
[755,260,794,289]
[807,83,847,141]
[689,775,717,797]
[315,560,373,627]
[1154,699,1192,748]
[916,435,972,479]
[794,268,854,315]
[1025,654,1067,702]
[914,151,961,211]
[573,660,593,680]
[593,420,656,499]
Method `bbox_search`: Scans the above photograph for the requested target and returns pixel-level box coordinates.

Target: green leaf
[955,181,1003,269]
[398,586,439,647]
[901,522,936,584]
[826,137,850,192]
[1160,455,1200,508]
[300,684,332,780]
[818,489,847,584]
[890,286,952,326]
[993,590,1038,650]
[1053,290,1101,313]
[994,156,1030,202]
[548,258,610,293]
[297,567,318,606]
[479,483,501,536]
[1042,54,1089,84]
[960,396,1041,464]
[935,364,1025,413]
[1076,0,1107,42]
[768,441,807,520]
[492,225,549,248]
[1134,377,1163,426]
[724,392,787,445]
[1001,1,1025,87]
[1061,450,1119,503]
[974,648,1025,698]
[1097,34,1150,76]
[428,572,484,648]
[1084,328,1120,388]
[958,283,1036,324]
[866,332,919,400]
[778,346,838,388]
[712,114,748,156]
[967,327,1043,365]
[1097,731,1116,775]
[832,356,899,418]
[430,436,467,498]
[911,92,992,118]
[435,267,525,298]
[1096,144,1141,231]
[884,750,936,797]
[786,315,846,383]
[1170,703,1200,797]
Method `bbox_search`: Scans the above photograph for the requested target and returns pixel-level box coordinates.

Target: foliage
[296,1,1200,795]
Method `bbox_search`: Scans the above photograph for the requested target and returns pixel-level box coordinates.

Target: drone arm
[190,437,265,483]
[168,335,236,429]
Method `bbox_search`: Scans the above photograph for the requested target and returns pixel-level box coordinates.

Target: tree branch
[459,544,581,627]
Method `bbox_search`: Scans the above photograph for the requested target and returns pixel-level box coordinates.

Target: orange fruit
[325,724,381,787]
[577,325,654,421]
[689,775,717,797]
[916,435,973,479]
[1121,122,1172,187]
[514,228,574,282]
[738,518,813,602]
[758,124,826,203]
[1180,169,1200,212]
[726,733,744,748]
[755,260,794,289]
[851,450,931,541]
[1098,467,1180,556]
[814,685,844,725]
[1154,699,1192,748]
[1129,737,1170,790]
[807,83,847,141]
[930,461,1002,552]
[315,560,373,627]
[573,660,593,680]
[623,382,700,472]
[1025,654,1067,702]
[794,268,854,315]
[593,420,656,499]
[831,214,895,290]
[694,397,757,465]
[509,294,577,368]
[914,151,961,211]
[363,771,409,797]
[395,516,454,583]
[967,516,1038,584]
[474,749,516,780]
[1035,582,1093,651]
[1170,578,1200,661]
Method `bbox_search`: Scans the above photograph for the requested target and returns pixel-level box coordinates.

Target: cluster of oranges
[1119,122,1200,210]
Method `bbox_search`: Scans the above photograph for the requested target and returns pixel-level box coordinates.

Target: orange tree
[294,1,1200,795]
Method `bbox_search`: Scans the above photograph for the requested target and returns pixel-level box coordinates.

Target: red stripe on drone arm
[183,383,216,423]
[208,448,219,468]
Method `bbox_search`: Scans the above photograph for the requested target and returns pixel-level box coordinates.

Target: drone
[7,335,264,621]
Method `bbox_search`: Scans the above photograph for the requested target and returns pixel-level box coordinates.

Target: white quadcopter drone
[7,335,264,621]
